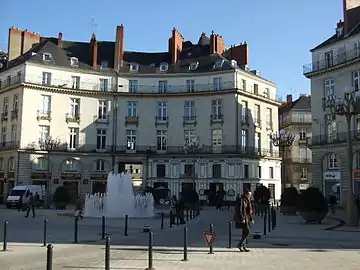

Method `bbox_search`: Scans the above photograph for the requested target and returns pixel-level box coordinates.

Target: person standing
[234,189,253,252]
[170,195,177,224]
[25,192,36,218]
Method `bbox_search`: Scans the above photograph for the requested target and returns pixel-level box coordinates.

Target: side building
[279,94,312,191]
[0,25,282,204]
[303,0,360,204]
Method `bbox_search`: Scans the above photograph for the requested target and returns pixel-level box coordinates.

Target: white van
[6,185,45,209]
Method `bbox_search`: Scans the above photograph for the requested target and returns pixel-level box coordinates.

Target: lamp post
[271,129,295,191]
[183,137,203,190]
[326,86,360,226]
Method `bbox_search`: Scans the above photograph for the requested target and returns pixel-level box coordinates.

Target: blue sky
[1,0,343,100]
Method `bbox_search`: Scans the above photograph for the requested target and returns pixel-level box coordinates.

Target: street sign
[203,232,216,246]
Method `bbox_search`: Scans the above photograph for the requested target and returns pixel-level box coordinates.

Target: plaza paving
[0,207,360,270]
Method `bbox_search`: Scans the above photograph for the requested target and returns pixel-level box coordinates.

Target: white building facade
[0,26,281,203]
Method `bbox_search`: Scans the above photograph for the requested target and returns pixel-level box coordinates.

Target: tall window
[42,72,52,85]
[39,125,50,142]
[158,80,168,93]
[11,124,17,141]
[212,164,222,178]
[3,97,8,113]
[328,154,338,169]
[184,130,196,144]
[267,135,273,153]
[324,78,334,98]
[353,70,360,91]
[266,108,272,128]
[243,164,249,178]
[12,95,18,111]
[299,148,306,162]
[325,51,333,68]
[69,98,80,117]
[1,127,6,143]
[184,101,195,121]
[186,80,195,92]
[301,168,307,179]
[355,41,360,57]
[241,100,248,122]
[98,100,108,120]
[242,79,246,91]
[68,128,79,149]
[96,129,106,150]
[126,130,136,151]
[269,167,274,179]
[95,160,105,172]
[157,101,167,120]
[241,129,248,149]
[40,95,51,113]
[71,76,80,89]
[156,130,167,151]
[253,83,259,94]
[254,104,260,125]
[264,88,270,98]
[127,101,137,117]
[211,99,222,119]
[257,166,262,178]
[255,132,261,151]
[213,77,222,91]
[299,128,306,142]
[129,80,138,93]
[268,184,275,199]
[326,114,336,142]
[212,129,222,150]
[99,78,109,91]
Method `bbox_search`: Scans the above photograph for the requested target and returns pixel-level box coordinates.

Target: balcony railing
[155,116,168,127]
[310,131,360,146]
[280,114,312,127]
[210,114,223,123]
[285,157,312,164]
[303,48,360,75]
[0,141,20,150]
[125,116,139,127]
[37,110,51,121]
[93,115,109,123]
[65,113,80,123]
[183,116,196,125]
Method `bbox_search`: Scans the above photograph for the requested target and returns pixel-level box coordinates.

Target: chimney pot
[58,32,63,48]
[114,24,125,70]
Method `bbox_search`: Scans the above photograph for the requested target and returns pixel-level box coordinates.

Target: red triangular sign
[203,232,216,246]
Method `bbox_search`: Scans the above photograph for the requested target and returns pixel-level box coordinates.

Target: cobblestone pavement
[1,208,360,270]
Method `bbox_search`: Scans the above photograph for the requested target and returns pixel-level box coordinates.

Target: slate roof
[279,95,311,114]
[310,23,360,52]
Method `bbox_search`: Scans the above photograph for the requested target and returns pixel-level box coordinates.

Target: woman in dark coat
[234,189,253,252]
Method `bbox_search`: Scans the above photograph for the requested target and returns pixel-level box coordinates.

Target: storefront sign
[31,172,50,179]
[61,173,81,180]
[323,171,341,180]
[353,171,360,179]
[90,174,107,180]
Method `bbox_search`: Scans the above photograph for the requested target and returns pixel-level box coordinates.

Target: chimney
[210,31,225,55]
[114,24,124,70]
[8,27,22,61]
[286,94,292,104]
[169,28,184,64]
[90,33,98,68]
[227,42,249,66]
[58,32,63,48]
[343,0,360,34]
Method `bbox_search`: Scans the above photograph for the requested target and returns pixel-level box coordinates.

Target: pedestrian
[35,192,40,208]
[234,189,253,252]
[170,195,177,225]
[329,193,337,214]
[25,192,36,218]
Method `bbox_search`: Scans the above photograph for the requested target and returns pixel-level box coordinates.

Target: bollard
[105,236,110,270]
[2,220,8,251]
[272,207,277,229]
[209,223,214,254]
[124,214,128,236]
[268,205,271,233]
[101,216,106,240]
[147,231,154,270]
[228,221,232,248]
[46,244,53,270]
[73,217,79,243]
[182,226,188,261]
[263,210,267,236]
[186,209,189,222]
[43,219,48,247]
[161,212,164,230]
[169,211,173,228]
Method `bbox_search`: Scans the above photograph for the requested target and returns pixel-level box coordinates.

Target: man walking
[25,192,36,218]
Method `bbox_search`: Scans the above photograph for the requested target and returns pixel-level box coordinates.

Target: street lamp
[271,129,295,190]
[183,137,203,190]
[326,86,360,226]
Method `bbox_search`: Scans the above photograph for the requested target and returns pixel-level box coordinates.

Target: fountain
[83,172,154,218]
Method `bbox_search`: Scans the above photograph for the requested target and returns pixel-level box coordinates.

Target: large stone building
[0,25,282,203]
[304,0,360,204]
[279,94,312,191]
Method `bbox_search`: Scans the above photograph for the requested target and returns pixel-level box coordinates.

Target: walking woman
[234,189,254,252]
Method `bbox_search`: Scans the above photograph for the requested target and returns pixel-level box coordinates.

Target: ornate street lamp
[326,86,360,226]
[271,129,295,190]
[183,137,203,189]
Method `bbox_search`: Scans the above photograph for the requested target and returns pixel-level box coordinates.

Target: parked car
[6,185,45,209]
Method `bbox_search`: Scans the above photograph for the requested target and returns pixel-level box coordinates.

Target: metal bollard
[43,219,48,247]
[272,207,277,229]
[268,206,271,233]
[228,221,232,248]
[105,236,110,270]
[182,226,188,261]
[161,212,164,230]
[169,211,173,228]
[186,209,189,221]
[124,214,128,236]
[101,216,106,240]
[73,217,79,243]
[3,221,8,251]
[147,231,154,269]
[263,210,267,236]
[209,224,214,254]
[46,244,53,270]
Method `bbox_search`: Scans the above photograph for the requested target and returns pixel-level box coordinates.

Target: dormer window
[100,61,108,68]
[159,63,168,72]
[189,62,199,71]
[70,57,79,66]
[43,53,52,61]
[129,63,139,72]
[231,60,237,68]
[213,59,224,69]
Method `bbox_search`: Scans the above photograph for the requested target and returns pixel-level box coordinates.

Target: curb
[324,216,346,230]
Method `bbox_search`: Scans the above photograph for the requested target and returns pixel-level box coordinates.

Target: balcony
[303,48,360,76]
[285,157,312,164]
[183,116,196,126]
[37,110,51,121]
[65,113,80,124]
[210,114,224,124]
[0,141,20,150]
[154,116,168,127]
[310,131,360,146]
[280,114,312,127]
[1,112,8,122]
[11,110,18,120]
[125,116,139,127]
[93,115,109,124]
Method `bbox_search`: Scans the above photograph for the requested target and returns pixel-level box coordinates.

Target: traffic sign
[203,232,216,246]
